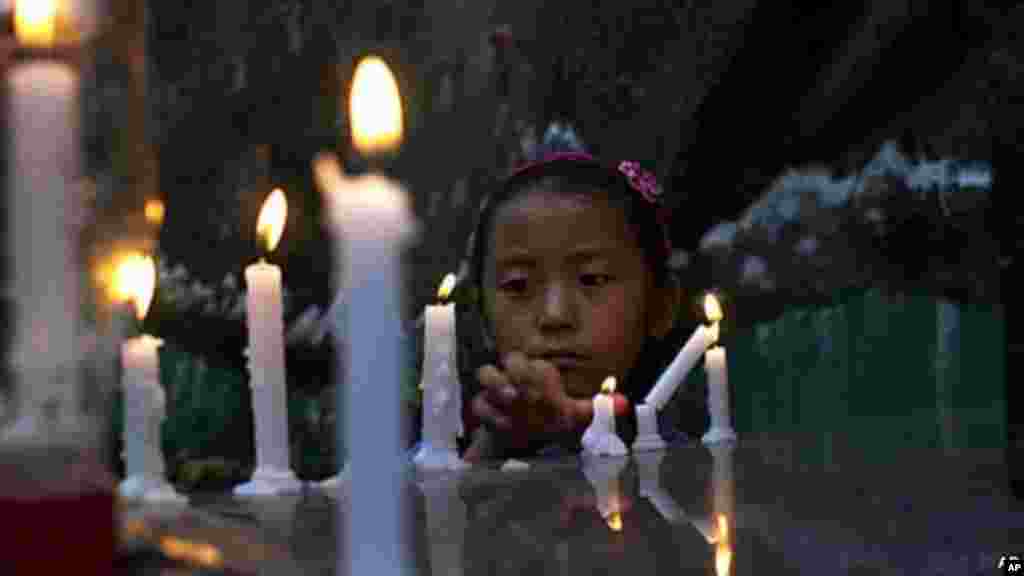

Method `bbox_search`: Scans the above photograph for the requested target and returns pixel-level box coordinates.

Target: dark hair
[469,157,672,295]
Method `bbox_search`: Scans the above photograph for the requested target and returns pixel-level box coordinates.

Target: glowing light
[605,512,623,532]
[349,56,403,155]
[437,273,456,301]
[112,253,156,320]
[704,293,724,323]
[715,542,732,576]
[256,188,287,253]
[600,376,617,395]
[144,198,165,226]
[15,0,58,47]
[714,514,732,576]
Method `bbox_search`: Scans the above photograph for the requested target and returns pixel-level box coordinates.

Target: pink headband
[507,153,673,253]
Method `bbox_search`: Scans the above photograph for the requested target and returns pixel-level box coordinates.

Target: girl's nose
[538,281,577,330]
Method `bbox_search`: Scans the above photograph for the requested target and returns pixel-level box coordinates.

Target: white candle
[705,347,731,431]
[114,254,185,502]
[631,403,666,452]
[318,55,413,576]
[244,261,291,471]
[120,334,164,482]
[592,394,615,434]
[645,322,718,409]
[236,188,300,495]
[414,274,467,470]
[316,159,415,576]
[6,59,80,439]
[581,377,627,457]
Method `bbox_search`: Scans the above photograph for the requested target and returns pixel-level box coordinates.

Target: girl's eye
[498,277,529,295]
[580,273,612,288]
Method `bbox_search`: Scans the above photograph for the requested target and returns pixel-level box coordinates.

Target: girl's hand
[471,352,575,451]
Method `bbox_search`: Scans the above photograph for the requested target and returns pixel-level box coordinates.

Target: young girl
[455,152,694,462]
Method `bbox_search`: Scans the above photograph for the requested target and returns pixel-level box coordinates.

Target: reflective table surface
[118,434,1024,574]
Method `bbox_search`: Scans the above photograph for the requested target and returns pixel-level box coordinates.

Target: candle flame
[704,293,724,323]
[717,514,729,543]
[112,252,156,321]
[15,0,58,47]
[256,188,287,253]
[349,56,403,155]
[600,376,616,395]
[605,511,623,532]
[437,273,456,301]
[144,198,165,226]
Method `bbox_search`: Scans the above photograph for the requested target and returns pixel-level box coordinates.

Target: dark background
[1,2,1020,487]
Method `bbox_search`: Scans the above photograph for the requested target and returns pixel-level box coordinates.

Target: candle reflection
[581,455,628,533]
[709,441,736,575]
[633,451,718,543]
[419,476,467,576]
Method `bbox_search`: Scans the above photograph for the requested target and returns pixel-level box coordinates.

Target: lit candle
[644,294,723,410]
[4,0,80,440]
[702,344,736,445]
[581,453,627,532]
[235,188,301,496]
[314,55,414,576]
[413,273,468,471]
[114,254,185,503]
[581,377,627,457]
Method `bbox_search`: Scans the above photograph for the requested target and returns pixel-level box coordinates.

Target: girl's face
[483,185,667,399]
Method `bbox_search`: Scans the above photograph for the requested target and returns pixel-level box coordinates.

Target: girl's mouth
[535,353,587,370]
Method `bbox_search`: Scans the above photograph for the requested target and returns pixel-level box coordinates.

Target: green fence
[726,289,1006,464]
[111,288,1006,485]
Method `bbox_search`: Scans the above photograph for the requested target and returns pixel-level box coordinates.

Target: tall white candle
[243,263,291,471]
[6,59,80,440]
[702,345,736,445]
[324,168,413,576]
[318,55,413,576]
[236,188,299,496]
[120,334,164,482]
[414,274,467,470]
[645,322,718,409]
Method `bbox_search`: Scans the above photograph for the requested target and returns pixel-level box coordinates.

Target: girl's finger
[472,393,512,431]
[477,364,518,404]
[531,359,561,392]
[503,352,532,389]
